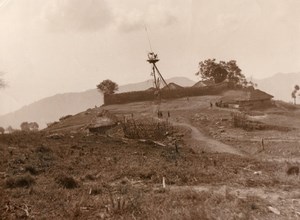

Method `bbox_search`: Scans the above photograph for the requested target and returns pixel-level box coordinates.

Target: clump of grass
[35,145,52,153]
[55,174,78,189]
[139,170,156,180]
[84,174,96,181]
[106,194,128,215]
[6,175,35,188]
[24,165,39,175]
[89,186,103,195]
[286,166,299,175]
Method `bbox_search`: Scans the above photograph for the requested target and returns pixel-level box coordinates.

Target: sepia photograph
[0,0,300,219]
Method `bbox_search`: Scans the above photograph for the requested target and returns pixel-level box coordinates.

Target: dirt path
[172,121,243,156]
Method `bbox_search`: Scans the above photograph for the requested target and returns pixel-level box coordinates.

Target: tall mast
[147,52,168,90]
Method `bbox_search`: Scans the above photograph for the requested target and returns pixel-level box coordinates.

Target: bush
[286,166,299,175]
[55,174,78,189]
[6,175,35,188]
[25,165,39,175]
[35,145,52,153]
[122,119,172,140]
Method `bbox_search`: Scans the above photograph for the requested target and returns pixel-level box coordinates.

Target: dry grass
[275,100,299,111]
[122,118,173,140]
[55,174,79,189]
[5,175,35,188]
[286,166,299,175]
[2,95,300,219]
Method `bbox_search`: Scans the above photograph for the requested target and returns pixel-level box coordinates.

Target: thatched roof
[248,89,274,101]
[193,79,215,87]
[162,82,184,90]
[146,87,156,92]
[192,81,206,88]
[222,88,273,103]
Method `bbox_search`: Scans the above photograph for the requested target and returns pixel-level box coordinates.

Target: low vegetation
[5,175,35,188]
[55,174,79,189]
[1,95,300,219]
[122,118,173,140]
[232,112,290,131]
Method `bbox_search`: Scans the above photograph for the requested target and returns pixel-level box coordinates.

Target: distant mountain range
[0,77,195,129]
[254,72,300,103]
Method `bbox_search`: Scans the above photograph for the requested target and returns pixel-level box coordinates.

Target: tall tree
[292,85,300,104]
[196,59,248,87]
[6,126,13,133]
[20,122,30,131]
[29,122,39,131]
[97,79,119,95]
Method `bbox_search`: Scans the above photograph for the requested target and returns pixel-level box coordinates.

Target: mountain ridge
[254,72,300,103]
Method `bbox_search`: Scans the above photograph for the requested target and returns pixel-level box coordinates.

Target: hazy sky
[0,0,300,114]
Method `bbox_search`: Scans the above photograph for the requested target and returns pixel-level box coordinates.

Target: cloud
[115,4,177,33]
[42,0,113,32]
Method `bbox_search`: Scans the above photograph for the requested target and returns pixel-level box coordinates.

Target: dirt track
[171,120,243,156]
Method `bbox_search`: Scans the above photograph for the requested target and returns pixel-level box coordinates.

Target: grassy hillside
[1,95,300,219]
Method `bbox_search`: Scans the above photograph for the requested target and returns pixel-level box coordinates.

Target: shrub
[122,119,172,140]
[35,145,52,153]
[25,165,39,175]
[55,174,78,189]
[286,166,299,175]
[6,175,35,188]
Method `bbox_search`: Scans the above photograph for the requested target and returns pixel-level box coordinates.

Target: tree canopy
[196,59,250,87]
[97,79,119,95]
[292,84,300,104]
[20,122,30,131]
[6,126,13,133]
[20,122,39,131]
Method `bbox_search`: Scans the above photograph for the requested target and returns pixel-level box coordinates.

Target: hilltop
[0,77,195,129]
[2,71,300,129]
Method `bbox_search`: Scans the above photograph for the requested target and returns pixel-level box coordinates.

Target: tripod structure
[147,52,168,90]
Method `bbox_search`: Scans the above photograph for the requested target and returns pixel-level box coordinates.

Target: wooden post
[175,140,179,153]
[261,138,265,151]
